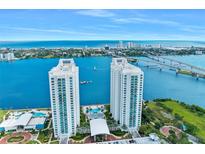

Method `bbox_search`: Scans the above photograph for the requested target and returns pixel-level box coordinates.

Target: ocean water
[0,56,205,109]
[1,40,205,49]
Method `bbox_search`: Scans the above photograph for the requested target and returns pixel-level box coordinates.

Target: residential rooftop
[49,59,78,76]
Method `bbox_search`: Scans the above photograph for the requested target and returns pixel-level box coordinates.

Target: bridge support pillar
[176,69,179,75]
[196,74,199,80]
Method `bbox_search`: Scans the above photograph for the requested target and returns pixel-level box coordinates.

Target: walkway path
[48,132,53,144]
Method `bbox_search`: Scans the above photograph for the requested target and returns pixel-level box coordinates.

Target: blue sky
[0,10,205,41]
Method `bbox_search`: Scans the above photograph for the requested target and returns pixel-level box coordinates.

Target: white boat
[80,80,93,85]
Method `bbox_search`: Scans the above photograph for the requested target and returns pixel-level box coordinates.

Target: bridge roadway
[127,56,205,79]
[147,55,205,73]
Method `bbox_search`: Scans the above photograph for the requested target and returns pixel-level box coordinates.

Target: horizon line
[1,39,205,42]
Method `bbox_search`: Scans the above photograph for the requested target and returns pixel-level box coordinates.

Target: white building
[195,51,203,55]
[49,59,80,139]
[0,52,15,61]
[110,58,127,121]
[0,111,48,132]
[110,58,144,129]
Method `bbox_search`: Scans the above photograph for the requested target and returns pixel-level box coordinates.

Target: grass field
[148,100,205,141]
[163,101,205,140]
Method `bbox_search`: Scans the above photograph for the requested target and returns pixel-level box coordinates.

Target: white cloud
[112,16,205,36]
[5,27,97,36]
[75,10,115,18]
[180,25,205,33]
[113,17,180,26]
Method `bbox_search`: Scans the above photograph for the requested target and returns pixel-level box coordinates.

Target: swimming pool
[32,112,46,118]
[90,108,101,114]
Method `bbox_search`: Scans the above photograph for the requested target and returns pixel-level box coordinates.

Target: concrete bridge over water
[127,55,205,80]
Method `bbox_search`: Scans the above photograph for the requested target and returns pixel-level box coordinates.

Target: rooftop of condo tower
[59,59,75,66]
[111,58,143,75]
[49,59,78,76]
[122,63,144,75]
[111,58,128,66]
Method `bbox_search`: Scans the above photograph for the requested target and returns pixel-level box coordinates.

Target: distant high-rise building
[110,58,144,129]
[0,52,15,61]
[127,42,135,49]
[49,59,80,138]
[0,53,3,60]
[117,41,124,49]
[104,44,110,50]
[6,53,15,61]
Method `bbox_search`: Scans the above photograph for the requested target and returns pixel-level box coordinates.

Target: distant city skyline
[1,10,205,41]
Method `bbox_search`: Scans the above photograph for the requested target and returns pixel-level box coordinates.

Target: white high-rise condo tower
[110,58,144,129]
[49,59,80,138]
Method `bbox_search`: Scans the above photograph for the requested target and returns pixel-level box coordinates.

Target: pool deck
[82,104,105,114]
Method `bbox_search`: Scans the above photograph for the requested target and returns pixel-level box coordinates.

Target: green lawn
[0,110,8,122]
[148,100,205,141]
[162,101,205,140]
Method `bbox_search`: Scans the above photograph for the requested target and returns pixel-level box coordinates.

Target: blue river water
[0,56,205,109]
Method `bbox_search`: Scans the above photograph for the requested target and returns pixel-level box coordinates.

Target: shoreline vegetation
[1,46,205,60]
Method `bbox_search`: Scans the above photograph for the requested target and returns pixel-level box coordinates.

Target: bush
[156,102,173,113]
[111,129,127,136]
[141,106,155,124]
[38,129,52,143]
[105,105,110,112]
[105,111,112,120]
[167,132,191,144]
[179,102,205,116]
[198,137,205,144]
[139,124,158,136]
[70,133,89,141]
[153,98,173,102]
[80,108,89,127]
[154,121,163,129]
[184,122,198,135]
[174,113,184,121]
[27,140,39,144]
